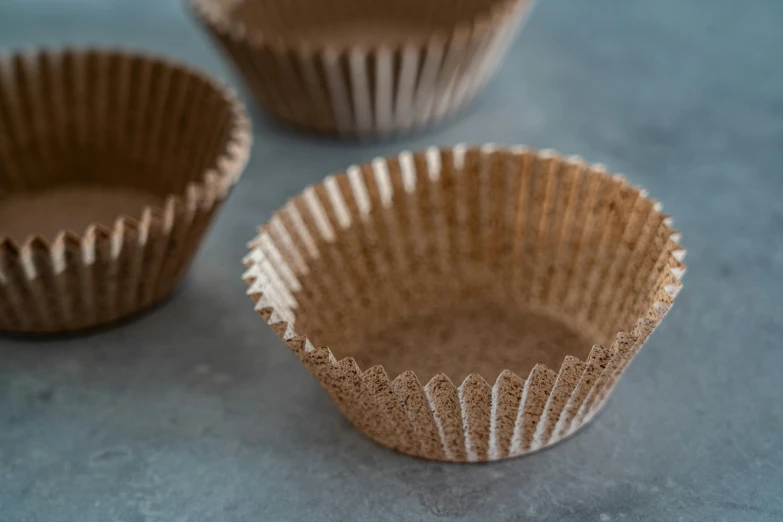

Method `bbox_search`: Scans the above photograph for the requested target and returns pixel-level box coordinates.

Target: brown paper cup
[0,48,251,334]
[243,145,685,462]
[189,0,535,137]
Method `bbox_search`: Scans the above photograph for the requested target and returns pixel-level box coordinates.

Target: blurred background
[0,0,782,521]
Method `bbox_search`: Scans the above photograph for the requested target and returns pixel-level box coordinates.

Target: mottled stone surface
[1,0,782,520]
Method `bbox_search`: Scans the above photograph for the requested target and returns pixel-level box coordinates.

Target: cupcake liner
[243,145,685,462]
[190,0,535,137]
[0,48,251,334]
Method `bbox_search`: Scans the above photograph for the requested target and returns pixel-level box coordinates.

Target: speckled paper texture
[244,145,685,461]
[190,0,535,137]
[0,48,251,334]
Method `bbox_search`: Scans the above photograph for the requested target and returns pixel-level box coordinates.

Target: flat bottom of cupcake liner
[329,301,596,386]
[0,185,161,242]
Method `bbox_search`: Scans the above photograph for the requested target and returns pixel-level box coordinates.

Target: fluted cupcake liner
[243,145,685,462]
[0,48,251,334]
[190,0,534,138]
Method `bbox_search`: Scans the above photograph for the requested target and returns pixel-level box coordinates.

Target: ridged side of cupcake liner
[0,48,251,333]
[190,0,534,137]
[243,145,685,461]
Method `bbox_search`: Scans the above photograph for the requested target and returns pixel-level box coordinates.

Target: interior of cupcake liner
[0,48,249,261]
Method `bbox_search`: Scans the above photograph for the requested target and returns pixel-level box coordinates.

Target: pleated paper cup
[243,145,686,462]
[190,0,535,138]
[0,48,251,334]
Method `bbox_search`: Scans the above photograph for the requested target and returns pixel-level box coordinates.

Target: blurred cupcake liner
[243,145,685,462]
[190,0,535,137]
[0,48,251,334]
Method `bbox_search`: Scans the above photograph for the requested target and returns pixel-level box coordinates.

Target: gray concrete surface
[1,0,782,520]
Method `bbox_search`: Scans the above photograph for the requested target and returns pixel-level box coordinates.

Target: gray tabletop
[1,0,782,521]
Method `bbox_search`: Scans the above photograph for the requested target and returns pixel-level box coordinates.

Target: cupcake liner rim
[189,0,535,53]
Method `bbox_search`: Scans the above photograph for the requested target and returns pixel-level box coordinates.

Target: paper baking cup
[0,48,250,334]
[243,145,685,462]
[190,0,535,137]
